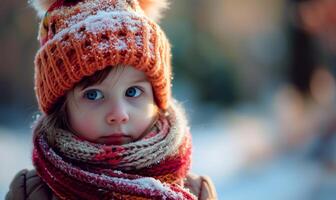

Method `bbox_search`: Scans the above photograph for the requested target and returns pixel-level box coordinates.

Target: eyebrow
[130,78,150,84]
[76,77,150,92]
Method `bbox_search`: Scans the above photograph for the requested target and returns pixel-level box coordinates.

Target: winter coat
[6,169,217,200]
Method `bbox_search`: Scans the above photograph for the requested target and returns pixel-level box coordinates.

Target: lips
[98,133,132,145]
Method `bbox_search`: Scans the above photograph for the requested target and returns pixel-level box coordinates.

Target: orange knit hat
[31,0,172,114]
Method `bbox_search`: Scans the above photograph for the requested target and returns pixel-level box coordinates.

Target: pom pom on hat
[138,0,169,21]
[29,0,57,17]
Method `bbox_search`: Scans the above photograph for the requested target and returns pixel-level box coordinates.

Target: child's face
[66,66,158,145]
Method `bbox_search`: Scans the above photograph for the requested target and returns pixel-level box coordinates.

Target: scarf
[32,104,196,200]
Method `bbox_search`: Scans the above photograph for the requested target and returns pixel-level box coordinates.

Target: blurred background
[1,0,336,199]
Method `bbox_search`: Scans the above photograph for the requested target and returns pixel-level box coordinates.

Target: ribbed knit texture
[32,104,196,200]
[34,0,172,114]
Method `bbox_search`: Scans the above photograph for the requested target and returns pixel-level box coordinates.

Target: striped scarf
[32,104,196,200]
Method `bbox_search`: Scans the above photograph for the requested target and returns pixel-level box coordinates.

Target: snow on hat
[31,0,172,114]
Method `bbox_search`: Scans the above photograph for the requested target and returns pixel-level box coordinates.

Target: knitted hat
[31,0,172,114]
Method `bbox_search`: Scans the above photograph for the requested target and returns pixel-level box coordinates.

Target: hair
[33,66,114,146]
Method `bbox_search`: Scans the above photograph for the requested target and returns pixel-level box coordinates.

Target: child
[6,0,217,199]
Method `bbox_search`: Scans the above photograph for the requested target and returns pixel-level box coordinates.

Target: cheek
[74,117,93,130]
[134,104,158,129]
[68,111,100,139]
[66,92,104,140]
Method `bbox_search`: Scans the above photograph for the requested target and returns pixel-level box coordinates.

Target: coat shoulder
[6,169,55,200]
[184,173,217,200]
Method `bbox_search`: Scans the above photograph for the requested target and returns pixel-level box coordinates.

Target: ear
[138,0,170,22]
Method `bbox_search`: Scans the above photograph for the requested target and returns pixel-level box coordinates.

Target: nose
[106,103,129,124]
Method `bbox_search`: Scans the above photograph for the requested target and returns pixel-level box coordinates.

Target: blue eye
[125,87,142,97]
[84,89,104,100]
